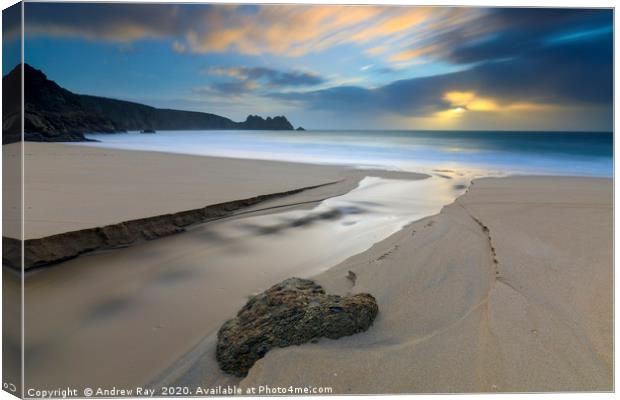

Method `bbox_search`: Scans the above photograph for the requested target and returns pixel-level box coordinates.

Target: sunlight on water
[79,130,613,177]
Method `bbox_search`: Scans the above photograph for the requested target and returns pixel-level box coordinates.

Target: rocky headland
[2,64,299,144]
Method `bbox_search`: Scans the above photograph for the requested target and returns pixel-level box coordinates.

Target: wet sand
[235,176,613,393]
[19,144,443,390]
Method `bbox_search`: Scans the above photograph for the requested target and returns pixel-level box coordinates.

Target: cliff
[2,64,297,144]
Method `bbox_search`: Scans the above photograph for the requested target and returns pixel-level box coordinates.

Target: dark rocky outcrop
[2,64,297,144]
[296,126,306,131]
[239,115,293,130]
[216,278,378,377]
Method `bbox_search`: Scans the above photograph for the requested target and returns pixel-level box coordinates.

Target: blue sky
[8,3,614,131]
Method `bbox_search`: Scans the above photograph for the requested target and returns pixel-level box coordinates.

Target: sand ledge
[5,180,340,270]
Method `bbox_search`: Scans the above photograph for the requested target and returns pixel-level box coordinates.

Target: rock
[239,114,294,130]
[216,277,378,377]
[296,126,306,131]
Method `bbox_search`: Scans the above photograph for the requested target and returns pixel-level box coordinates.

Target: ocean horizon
[80,129,613,178]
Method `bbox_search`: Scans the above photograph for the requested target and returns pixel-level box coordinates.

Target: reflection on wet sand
[24,175,470,390]
[238,206,365,236]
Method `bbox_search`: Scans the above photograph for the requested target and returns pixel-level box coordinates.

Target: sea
[79,130,614,177]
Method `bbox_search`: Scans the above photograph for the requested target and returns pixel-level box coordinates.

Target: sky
[6,3,615,131]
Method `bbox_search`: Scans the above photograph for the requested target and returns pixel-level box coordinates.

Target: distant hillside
[2,64,296,144]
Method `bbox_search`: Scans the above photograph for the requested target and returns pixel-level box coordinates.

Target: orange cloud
[26,4,483,59]
[437,90,555,119]
[350,8,432,42]
[444,91,501,111]
[467,98,499,111]
[180,5,387,56]
[504,102,557,112]
[177,5,482,58]
[443,91,476,106]
[434,106,467,119]
[364,45,389,56]
[389,44,440,62]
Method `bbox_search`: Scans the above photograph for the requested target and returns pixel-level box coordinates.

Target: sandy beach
[17,142,366,239]
[18,143,434,390]
[238,176,613,393]
[162,176,613,393]
[7,143,611,393]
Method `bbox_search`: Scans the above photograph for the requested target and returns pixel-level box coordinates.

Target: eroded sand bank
[15,142,368,239]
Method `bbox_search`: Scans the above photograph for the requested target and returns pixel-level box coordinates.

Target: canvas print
[1,1,614,397]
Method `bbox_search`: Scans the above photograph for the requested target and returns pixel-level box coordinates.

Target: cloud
[364,46,389,56]
[442,91,500,112]
[433,91,558,120]
[23,3,480,58]
[348,7,434,42]
[194,80,259,97]
[23,4,613,67]
[410,8,613,66]
[24,3,206,42]
[196,66,326,98]
[172,5,411,56]
[23,4,612,130]
[207,66,325,87]
[271,33,612,125]
[389,45,440,62]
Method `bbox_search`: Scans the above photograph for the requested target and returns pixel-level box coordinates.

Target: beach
[9,142,612,393]
[17,142,360,239]
[18,143,433,390]
[166,176,613,393]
